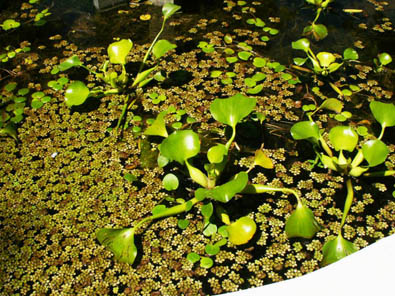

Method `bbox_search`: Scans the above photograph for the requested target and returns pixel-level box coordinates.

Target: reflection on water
[0,1,394,67]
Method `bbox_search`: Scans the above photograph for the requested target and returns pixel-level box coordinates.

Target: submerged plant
[52,3,180,132]
[291,100,395,265]
[97,93,320,265]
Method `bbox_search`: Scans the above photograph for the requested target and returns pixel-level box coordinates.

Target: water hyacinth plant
[97,93,320,265]
[292,38,359,76]
[51,3,180,132]
[303,0,333,41]
[291,100,395,265]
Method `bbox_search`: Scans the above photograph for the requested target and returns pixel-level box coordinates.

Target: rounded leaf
[322,235,358,266]
[187,252,200,263]
[207,144,227,163]
[227,216,256,245]
[343,48,359,60]
[317,52,336,67]
[1,19,20,30]
[312,23,328,40]
[159,130,200,164]
[285,203,321,239]
[210,93,256,128]
[205,244,220,255]
[58,55,82,71]
[362,139,389,167]
[64,81,90,107]
[163,173,179,191]
[200,257,214,269]
[96,228,137,265]
[378,52,392,66]
[107,39,133,64]
[370,101,395,128]
[320,98,343,113]
[290,121,320,144]
[152,39,177,59]
[329,126,358,152]
[162,3,181,20]
[291,38,310,51]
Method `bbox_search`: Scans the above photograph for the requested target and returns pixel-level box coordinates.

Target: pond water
[1,1,394,295]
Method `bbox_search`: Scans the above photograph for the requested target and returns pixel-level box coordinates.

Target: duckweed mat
[1,0,394,295]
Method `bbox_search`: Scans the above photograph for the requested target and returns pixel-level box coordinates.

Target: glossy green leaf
[31,99,43,109]
[255,18,265,27]
[238,51,252,61]
[328,62,342,73]
[210,93,256,129]
[317,52,336,67]
[144,111,168,137]
[58,55,82,71]
[210,70,222,78]
[362,139,389,167]
[293,57,308,66]
[252,72,266,82]
[205,244,220,255]
[319,98,343,113]
[107,39,133,65]
[203,223,217,236]
[64,81,90,107]
[378,52,392,66]
[163,173,179,191]
[187,252,200,263]
[285,202,321,239]
[200,257,214,269]
[157,154,169,168]
[292,38,310,52]
[162,3,181,20]
[247,84,263,94]
[370,101,395,128]
[290,121,320,144]
[132,66,157,88]
[244,78,256,88]
[304,23,327,40]
[254,150,274,169]
[177,219,189,229]
[159,130,200,164]
[207,144,227,163]
[343,48,359,60]
[313,23,327,40]
[322,235,357,266]
[227,216,256,245]
[1,19,20,30]
[152,39,177,59]
[96,228,137,264]
[329,126,358,152]
[226,56,238,63]
[224,34,233,44]
[208,172,248,203]
[201,202,214,220]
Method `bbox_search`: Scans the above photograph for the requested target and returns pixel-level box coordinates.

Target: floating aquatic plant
[52,3,181,133]
[291,100,395,265]
[98,93,317,265]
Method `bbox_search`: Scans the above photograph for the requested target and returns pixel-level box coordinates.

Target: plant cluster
[291,99,395,265]
[50,3,180,132]
[97,93,321,266]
